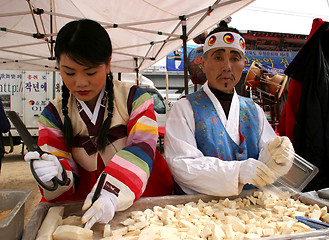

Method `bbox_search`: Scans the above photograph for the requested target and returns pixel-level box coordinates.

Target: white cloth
[76,86,105,125]
[203,31,245,55]
[164,82,277,196]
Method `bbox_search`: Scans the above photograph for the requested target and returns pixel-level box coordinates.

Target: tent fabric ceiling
[0,0,254,72]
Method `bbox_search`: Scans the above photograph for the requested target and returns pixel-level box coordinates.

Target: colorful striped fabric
[37,83,158,208]
[107,87,158,210]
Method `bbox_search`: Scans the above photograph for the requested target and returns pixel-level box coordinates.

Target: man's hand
[266,136,294,163]
[239,158,275,187]
[259,136,294,177]
[81,180,119,229]
[24,151,63,186]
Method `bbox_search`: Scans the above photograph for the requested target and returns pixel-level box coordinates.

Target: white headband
[203,31,245,55]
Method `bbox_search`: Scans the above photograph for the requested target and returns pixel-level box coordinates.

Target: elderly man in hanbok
[164,21,294,196]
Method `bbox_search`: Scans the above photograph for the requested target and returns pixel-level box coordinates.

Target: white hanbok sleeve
[164,98,243,196]
[256,104,278,149]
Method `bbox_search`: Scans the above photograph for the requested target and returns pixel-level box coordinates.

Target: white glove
[239,158,276,187]
[24,151,63,185]
[81,180,119,229]
[259,136,294,177]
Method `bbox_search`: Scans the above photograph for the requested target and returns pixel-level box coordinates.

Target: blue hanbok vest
[186,90,259,161]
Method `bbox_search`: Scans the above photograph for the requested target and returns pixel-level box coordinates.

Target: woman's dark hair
[55,19,114,151]
[55,19,112,66]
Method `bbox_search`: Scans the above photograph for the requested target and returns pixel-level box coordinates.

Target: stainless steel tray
[22,190,329,240]
[0,191,31,240]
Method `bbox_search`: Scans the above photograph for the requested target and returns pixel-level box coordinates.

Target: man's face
[201,47,246,93]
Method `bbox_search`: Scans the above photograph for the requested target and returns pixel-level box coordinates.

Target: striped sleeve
[38,103,71,158]
[37,102,77,201]
[104,87,158,210]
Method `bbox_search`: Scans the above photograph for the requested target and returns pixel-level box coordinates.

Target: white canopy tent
[0,0,254,75]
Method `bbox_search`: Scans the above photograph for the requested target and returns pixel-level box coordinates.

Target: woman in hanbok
[24,19,172,229]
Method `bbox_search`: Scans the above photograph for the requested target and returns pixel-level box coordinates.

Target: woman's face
[59,54,111,111]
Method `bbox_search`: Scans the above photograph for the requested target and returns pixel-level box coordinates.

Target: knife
[91,172,107,204]
[82,172,107,228]
[7,111,69,191]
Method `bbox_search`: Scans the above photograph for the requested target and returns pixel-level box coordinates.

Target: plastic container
[0,191,31,240]
[259,148,319,197]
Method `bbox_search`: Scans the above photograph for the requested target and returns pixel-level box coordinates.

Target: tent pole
[26,0,41,35]
[181,16,188,95]
[49,0,55,60]
[134,58,139,86]
[166,71,169,116]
